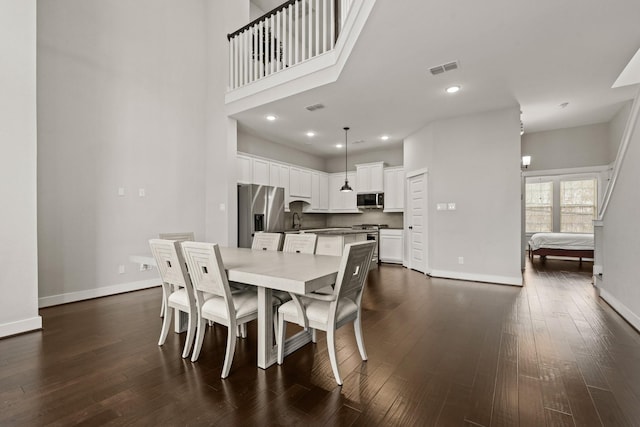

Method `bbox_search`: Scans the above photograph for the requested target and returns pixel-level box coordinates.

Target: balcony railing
[227,0,354,90]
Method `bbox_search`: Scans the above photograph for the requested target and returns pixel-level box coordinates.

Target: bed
[528,232,594,263]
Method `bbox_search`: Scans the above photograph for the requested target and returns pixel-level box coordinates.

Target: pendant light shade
[340,127,353,192]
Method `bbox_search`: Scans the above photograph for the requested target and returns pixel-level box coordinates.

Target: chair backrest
[158,232,195,242]
[251,232,282,251]
[283,233,317,254]
[181,241,232,301]
[149,239,192,291]
[333,241,376,300]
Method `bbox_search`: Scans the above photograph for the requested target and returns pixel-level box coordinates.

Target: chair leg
[181,309,196,359]
[236,325,242,337]
[191,318,208,362]
[240,323,247,338]
[277,314,286,365]
[221,324,238,378]
[158,302,173,346]
[354,315,368,361]
[327,328,342,385]
[160,287,166,318]
[311,328,317,343]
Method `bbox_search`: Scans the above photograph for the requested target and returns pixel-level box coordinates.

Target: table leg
[257,287,276,369]
[257,287,314,369]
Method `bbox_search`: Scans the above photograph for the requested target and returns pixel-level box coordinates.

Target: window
[525,181,553,232]
[560,178,597,233]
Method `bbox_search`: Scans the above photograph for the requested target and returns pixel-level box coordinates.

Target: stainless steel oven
[351,224,388,265]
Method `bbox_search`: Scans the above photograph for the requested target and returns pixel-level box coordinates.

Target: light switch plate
[118,187,125,196]
[437,203,447,211]
[448,203,456,210]
[138,188,146,197]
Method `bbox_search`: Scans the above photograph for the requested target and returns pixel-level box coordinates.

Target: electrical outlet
[448,203,457,210]
[458,257,464,265]
[138,188,146,197]
[139,263,150,272]
[118,264,125,274]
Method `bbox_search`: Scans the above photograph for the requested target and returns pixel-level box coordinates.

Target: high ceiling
[237,0,640,158]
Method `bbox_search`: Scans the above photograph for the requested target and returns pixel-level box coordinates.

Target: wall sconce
[522,155,531,168]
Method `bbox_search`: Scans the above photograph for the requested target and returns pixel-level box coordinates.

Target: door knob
[408,226,413,230]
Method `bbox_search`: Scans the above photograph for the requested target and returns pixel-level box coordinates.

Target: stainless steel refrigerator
[237,184,285,248]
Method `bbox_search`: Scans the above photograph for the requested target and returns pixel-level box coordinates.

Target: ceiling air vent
[429,60,459,76]
[305,103,325,112]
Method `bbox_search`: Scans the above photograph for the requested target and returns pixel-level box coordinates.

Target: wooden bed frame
[528,245,594,264]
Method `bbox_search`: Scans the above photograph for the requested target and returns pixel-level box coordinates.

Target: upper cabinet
[289,167,312,199]
[252,157,270,186]
[329,172,359,212]
[269,162,290,212]
[237,154,252,184]
[308,171,329,212]
[383,167,405,212]
[356,162,384,193]
[237,153,399,214]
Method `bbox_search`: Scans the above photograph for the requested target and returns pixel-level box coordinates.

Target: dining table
[130,246,342,369]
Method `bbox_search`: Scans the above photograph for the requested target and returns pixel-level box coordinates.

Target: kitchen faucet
[292,212,301,230]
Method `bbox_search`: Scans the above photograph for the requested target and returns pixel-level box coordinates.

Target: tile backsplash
[285,201,403,230]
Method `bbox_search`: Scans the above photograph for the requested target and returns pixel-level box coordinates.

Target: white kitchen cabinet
[379,229,403,263]
[252,158,270,185]
[237,154,252,184]
[308,171,329,212]
[356,162,384,193]
[269,162,290,212]
[289,167,312,199]
[383,167,405,212]
[329,172,359,212]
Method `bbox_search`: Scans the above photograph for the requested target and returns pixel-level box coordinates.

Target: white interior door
[407,172,427,273]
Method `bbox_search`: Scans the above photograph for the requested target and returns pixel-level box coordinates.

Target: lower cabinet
[379,229,403,264]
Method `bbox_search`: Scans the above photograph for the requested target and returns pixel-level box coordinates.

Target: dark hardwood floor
[2,258,640,426]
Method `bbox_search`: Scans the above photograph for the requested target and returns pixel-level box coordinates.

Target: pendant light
[340,127,353,192]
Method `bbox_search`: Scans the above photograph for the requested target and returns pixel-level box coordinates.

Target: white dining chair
[282,233,317,254]
[251,232,283,251]
[181,241,267,378]
[276,240,376,385]
[157,232,195,317]
[149,238,200,359]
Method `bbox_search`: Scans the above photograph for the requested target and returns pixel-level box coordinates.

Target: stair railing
[227,0,354,90]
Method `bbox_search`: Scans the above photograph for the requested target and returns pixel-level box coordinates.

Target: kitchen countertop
[284,228,370,235]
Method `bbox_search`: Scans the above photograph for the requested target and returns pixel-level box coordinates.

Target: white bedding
[528,233,594,251]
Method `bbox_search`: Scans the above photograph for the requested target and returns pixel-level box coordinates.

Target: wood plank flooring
[2,257,640,426]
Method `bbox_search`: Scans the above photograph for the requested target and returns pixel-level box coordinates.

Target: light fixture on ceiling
[265,114,277,121]
[336,144,343,148]
[446,85,461,94]
[306,131,315,137]
[381,135,390,141]
[340,127,353,192]
[522,155,531,168]
[520,121,524,136]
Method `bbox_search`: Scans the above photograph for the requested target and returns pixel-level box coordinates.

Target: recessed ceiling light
[446,85,461,94]
[336,144,343,148]
[265,114,277,121]
[306,131,315,137]
[381,135,390,141]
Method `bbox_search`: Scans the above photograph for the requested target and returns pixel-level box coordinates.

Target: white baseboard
[0,316,43,338]
[599,288,640,332]
[429,269,523,286]
[39,279,160,308]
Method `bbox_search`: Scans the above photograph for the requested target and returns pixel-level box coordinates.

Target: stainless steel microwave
[357,193,384,209]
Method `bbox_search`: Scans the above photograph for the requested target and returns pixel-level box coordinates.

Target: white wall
[238,129,326,171]
[37,1,244,305]
[404,107,522,285]
[521,123,609,171]
[324,145,403,173]
[600,97,640,330]
[608,101,633,163]
[0,0,41,337]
